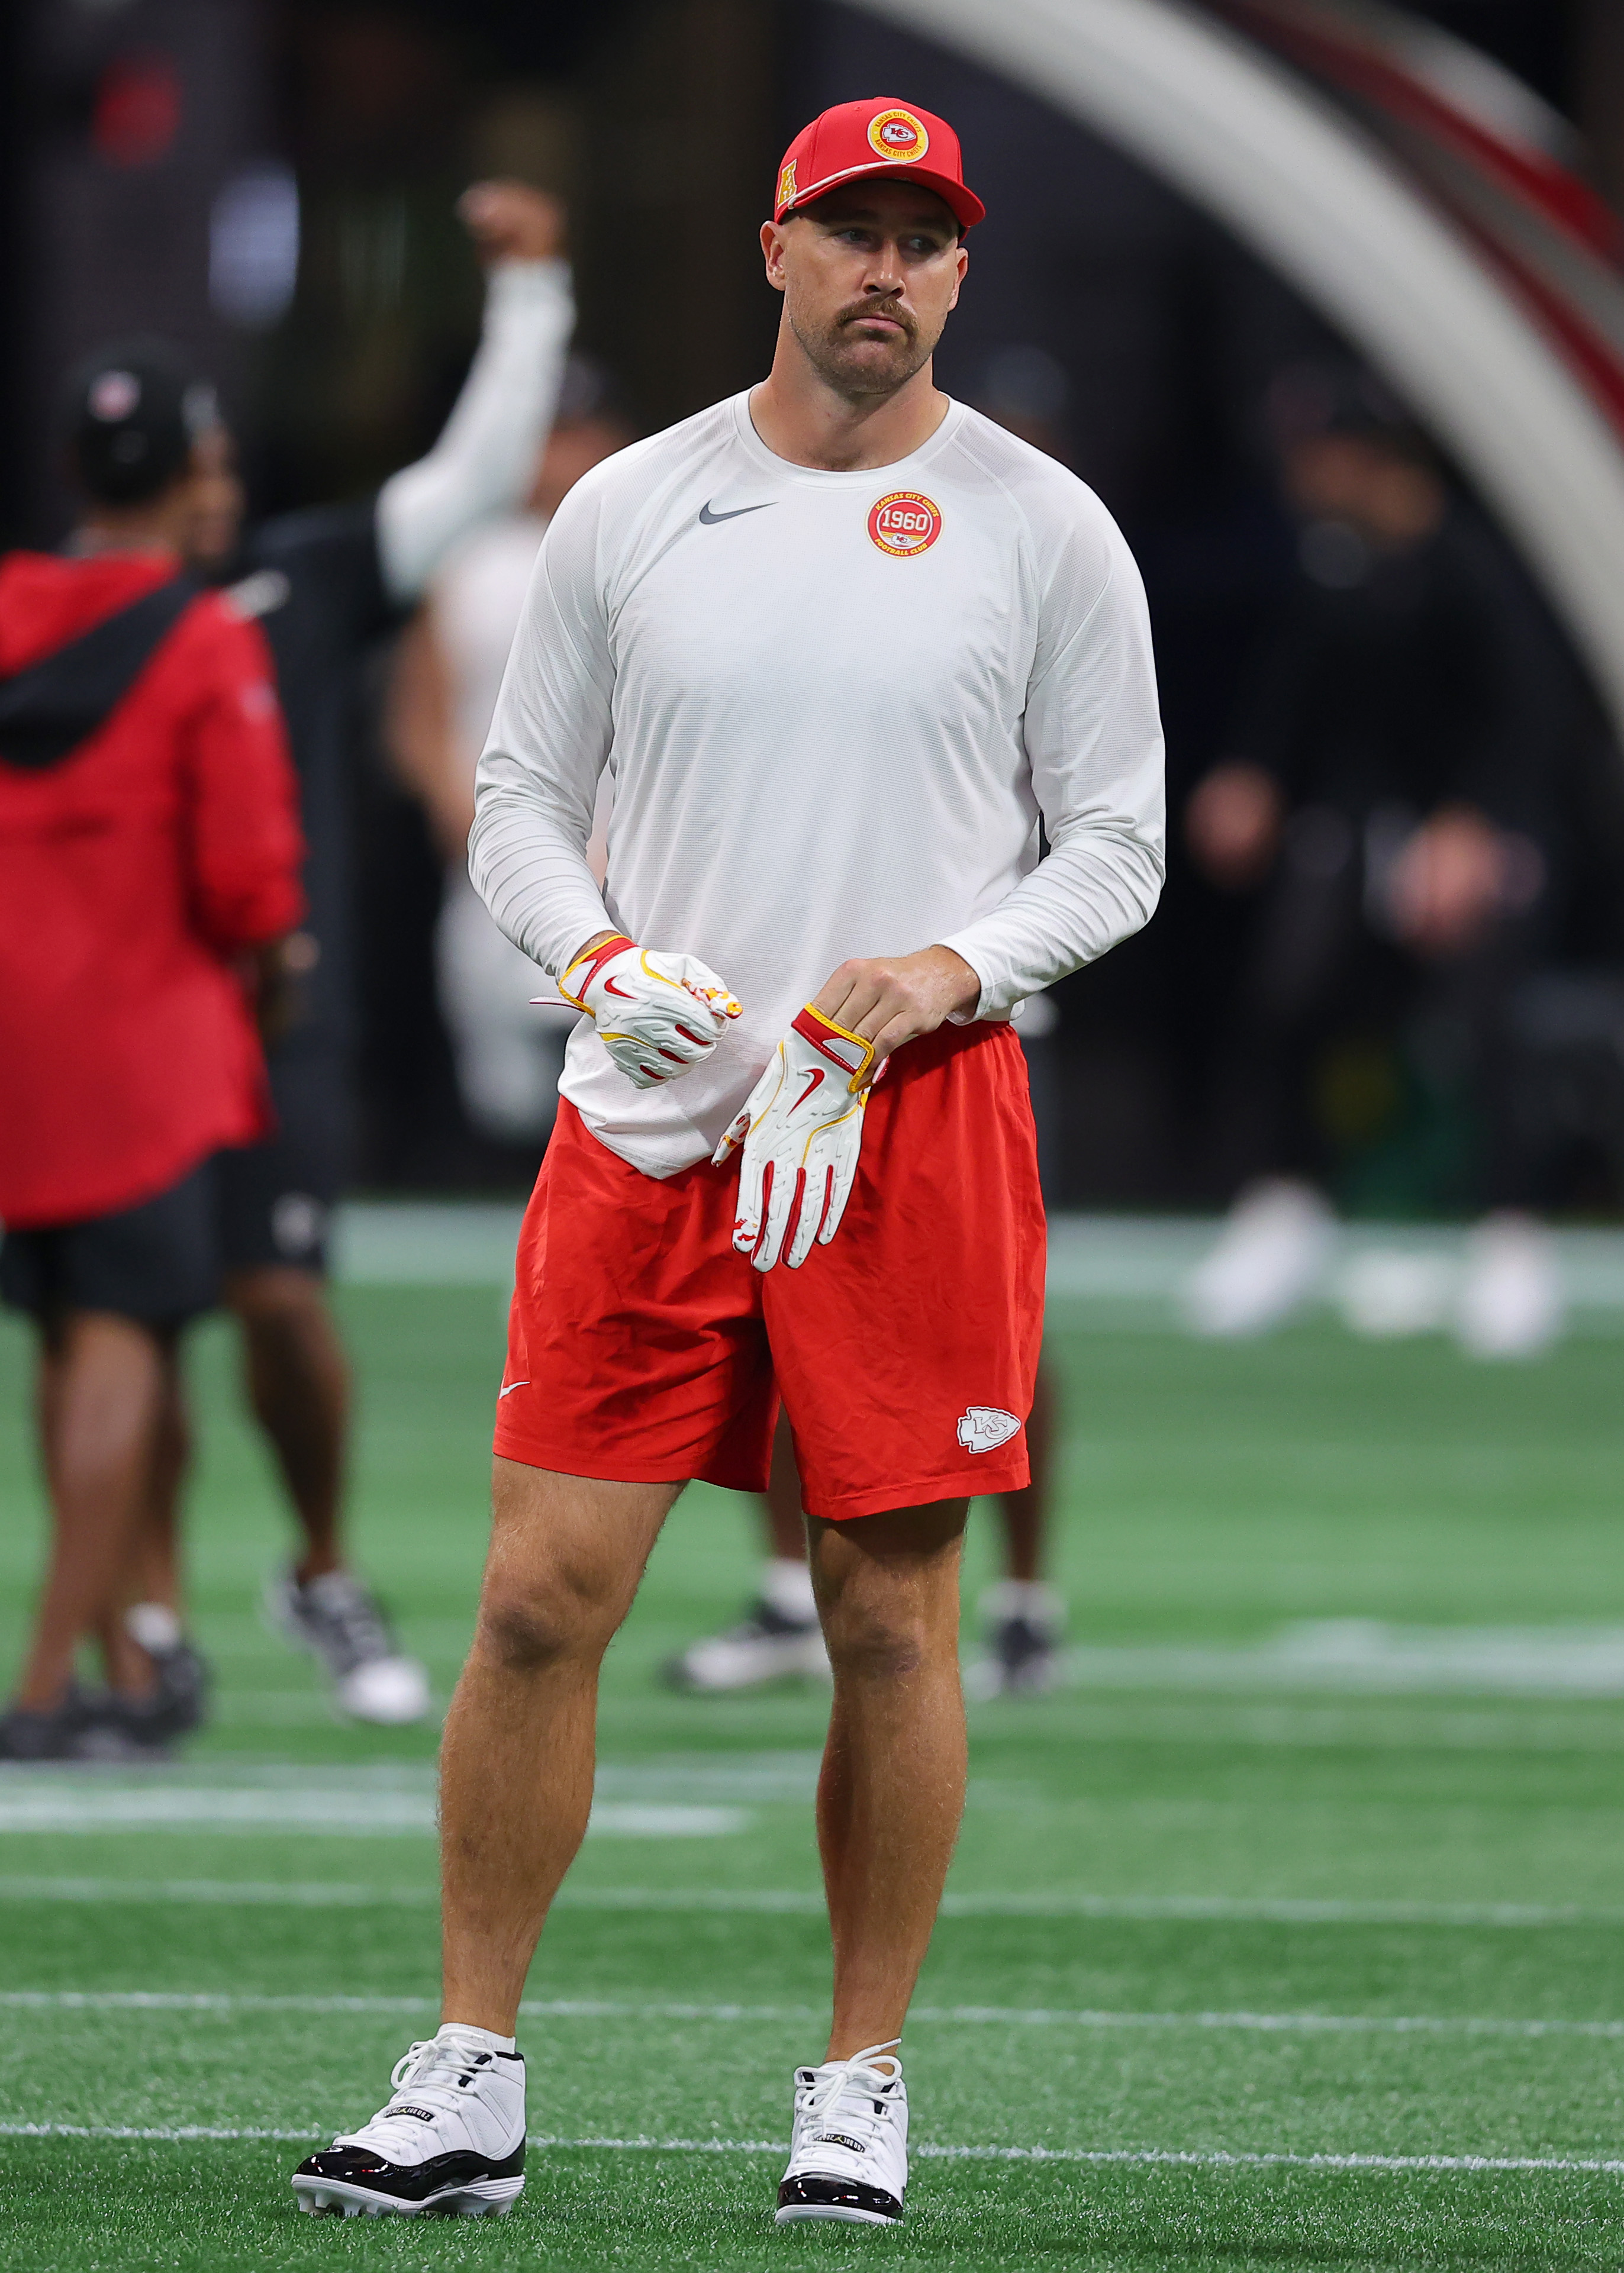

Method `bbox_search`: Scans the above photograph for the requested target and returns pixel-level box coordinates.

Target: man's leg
[119,1353,191,1617]
[17,1311,168,1708]
[440,1458,681,2033]
[807,1499,969,2059]
[225,1265,349,1581]
[663,1414,823,1691]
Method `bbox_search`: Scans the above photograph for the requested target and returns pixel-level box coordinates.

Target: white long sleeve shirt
[471,389,1165,1177]
[375,259,573,603]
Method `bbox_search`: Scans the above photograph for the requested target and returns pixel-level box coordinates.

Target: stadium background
[9,3,1624,2267]
[10,0,1623,1210]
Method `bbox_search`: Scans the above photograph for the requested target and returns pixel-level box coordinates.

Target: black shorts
[0,1158,220,1330]
[214,1042,352,1277]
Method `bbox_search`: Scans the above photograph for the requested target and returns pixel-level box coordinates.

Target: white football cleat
[292,2024,525,2218]
[1184,1179,1336,1338]
[775,2040,908,2226]
[266,1568,431,1724]
[663,1600,830,1692]
[1455,1212,1565,1359]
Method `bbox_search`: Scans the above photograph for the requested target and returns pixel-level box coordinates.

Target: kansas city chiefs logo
[958,1406,1022,1453]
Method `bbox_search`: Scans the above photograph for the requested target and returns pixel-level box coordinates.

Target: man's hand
[1387,804,1541,958]
[811,943,981,1063]
[558,931,742,1089]
[714,1008,874,1272]
[1185,761,1283,891]
[457,181,566,266]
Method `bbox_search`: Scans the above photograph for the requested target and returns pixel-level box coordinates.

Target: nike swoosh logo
[698,500,775,525]
[791,1068,826,1115]
[498,1381,529,1399]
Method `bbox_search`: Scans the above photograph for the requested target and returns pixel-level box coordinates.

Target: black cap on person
[62,337,221,505]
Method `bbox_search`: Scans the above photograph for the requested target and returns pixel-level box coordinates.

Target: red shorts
[494,1021,1045,1520]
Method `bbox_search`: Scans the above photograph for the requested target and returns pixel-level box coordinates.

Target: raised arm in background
[375,184,573,604]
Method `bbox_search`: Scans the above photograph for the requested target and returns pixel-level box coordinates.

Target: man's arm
[374,183,574,605]
[468,481,616,973]
[182,608,307,954]
[385,604,473,865]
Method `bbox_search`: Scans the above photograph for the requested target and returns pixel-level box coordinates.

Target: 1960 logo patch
[868,490,942,557]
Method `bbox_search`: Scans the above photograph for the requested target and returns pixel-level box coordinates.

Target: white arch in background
[852,0,1624,740]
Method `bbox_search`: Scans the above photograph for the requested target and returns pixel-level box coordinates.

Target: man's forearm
[468,758,610,975]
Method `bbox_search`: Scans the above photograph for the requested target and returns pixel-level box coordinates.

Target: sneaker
[120,1603,212,1740]
[775,2040,908,2226]
[0,1689,96,1762]
[662,1598,830,1692]
[292,2024,526,2219]
[1184,1179,1336,1338]
[1455,1213,1565,1359]
[966,1581,1064,1699]
[266,1569,431,1725]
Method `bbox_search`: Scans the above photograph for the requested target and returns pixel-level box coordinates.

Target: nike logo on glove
[698,500,775,525]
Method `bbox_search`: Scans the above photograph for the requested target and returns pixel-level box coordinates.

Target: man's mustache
[836,297,916,338]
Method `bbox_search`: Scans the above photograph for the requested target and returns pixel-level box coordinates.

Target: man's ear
[946,243,968,314]
[761,218,789,294]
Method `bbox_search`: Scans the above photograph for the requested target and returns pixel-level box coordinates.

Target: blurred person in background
[117,182,575,1726]
[386,357,634,1146]
[0,344,305,1759]
[1183,366,1570,1356]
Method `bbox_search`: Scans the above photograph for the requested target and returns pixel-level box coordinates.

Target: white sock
[437,2021,515,2055]
[982,1580,1064,1627]
[125,1602,182,1653]
[759,1557,816,1623]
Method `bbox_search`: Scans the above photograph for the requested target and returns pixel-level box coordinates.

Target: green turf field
[4,1260,1624,2268]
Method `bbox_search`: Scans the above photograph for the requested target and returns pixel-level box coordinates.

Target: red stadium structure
[853,0,1624,745]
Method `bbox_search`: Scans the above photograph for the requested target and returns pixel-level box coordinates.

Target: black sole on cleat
[776,2174,903,2224]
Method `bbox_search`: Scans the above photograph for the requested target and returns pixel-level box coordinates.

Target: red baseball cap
[773,98,985,234]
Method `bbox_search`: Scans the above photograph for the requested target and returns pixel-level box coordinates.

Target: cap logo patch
[868,490,942,558]
[89,370,140,423]
[867,107,929,163]
[776,157,798,210]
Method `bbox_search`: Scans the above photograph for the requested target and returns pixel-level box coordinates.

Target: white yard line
[1,2121,1620,2175]
[8,1988,1624,2038]
[3,1877,1622,1926]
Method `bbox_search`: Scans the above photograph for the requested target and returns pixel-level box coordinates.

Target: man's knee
[820,1579,958,1684]
[812,1504,967,1684]
[225,1266,328,1333]
[475,1557,633,1675]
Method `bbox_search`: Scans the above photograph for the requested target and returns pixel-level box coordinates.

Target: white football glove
[713,1005,875,1272]
[555,932,742,1090]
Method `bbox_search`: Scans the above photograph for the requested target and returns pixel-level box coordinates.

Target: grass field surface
[4,1255,1624,2267]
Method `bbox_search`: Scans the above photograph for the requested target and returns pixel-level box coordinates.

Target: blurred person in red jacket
[0,340,305,1759]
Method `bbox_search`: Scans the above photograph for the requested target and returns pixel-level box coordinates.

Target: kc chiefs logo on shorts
[868,491,942,558]
[867,107,930,163]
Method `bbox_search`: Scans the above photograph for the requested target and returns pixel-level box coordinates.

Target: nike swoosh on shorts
[498,1381,529,1398]
[697,501,775,525]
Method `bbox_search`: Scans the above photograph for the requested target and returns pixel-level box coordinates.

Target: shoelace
[343,2035,497,2150]
[796,2039,902,2159]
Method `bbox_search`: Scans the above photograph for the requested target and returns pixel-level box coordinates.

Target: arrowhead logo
[957,1405,1021,1454]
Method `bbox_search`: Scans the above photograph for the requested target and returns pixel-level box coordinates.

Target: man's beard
[790,294,936,401]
